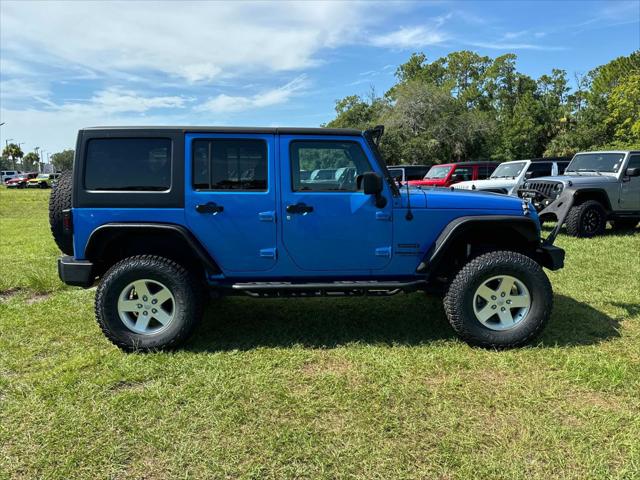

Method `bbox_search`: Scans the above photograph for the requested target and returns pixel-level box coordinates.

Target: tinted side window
[527,163,553,178]
[452,166,473,181]
[476,165,491,180]
[192,139,267,191]
[291,141,372,192]
[557,162,570,174]
[627,155,640,169]
[85,138,171,191]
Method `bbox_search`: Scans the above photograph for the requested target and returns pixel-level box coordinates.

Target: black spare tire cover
[49,170,74,255]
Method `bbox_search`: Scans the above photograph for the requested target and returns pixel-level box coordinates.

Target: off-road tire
[610,219,639,231]
[444,250,552,349]
[95,255,203,352]
[49,170,74,255]
[565,200,607,238]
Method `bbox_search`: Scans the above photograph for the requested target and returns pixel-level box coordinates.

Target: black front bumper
[536,245,565,271]
[58,256,95,288]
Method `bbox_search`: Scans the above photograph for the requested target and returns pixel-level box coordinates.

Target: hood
[398,187,428,208]
[424,188,523,210]
[529,174,618,186]
[408,178,447,186]
[453,178,517,190]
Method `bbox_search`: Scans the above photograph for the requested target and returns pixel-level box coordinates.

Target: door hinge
[375,246,392,258]
[259,247,277,259]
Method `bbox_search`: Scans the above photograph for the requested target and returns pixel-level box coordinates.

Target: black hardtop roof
[437,161,500,166]
[527,157,572,162]
[80,126,363,136]
[389,164,432,168]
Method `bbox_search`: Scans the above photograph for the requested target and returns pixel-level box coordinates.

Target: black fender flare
[418,215,541,274]
[85,223,221,273]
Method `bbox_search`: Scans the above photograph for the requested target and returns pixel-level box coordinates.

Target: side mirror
[626,167,640,177]
[361,171,383,195]
[524,171,533,179]
[359,172,387,208]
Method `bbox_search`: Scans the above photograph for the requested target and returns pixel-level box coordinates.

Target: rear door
[279,135,393,272]
[184,133,277,272]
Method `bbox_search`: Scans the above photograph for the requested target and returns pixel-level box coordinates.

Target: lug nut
[491,295,497,300]
[491,305,497,310]
[137,304,143,309]
[501,292,506,297]
[152,308,157,314]
[506,300,512,305]
[142,296,148,301]
[501,307,506,311]
[143,311,148,315]
[151,299,157,304]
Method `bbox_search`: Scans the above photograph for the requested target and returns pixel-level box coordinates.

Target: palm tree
[2,143,24,170]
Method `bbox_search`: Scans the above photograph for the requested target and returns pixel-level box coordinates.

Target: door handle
[286,202,314,215]
[196,202,224,214]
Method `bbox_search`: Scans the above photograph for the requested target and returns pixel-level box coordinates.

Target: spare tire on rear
[49,170,74,255]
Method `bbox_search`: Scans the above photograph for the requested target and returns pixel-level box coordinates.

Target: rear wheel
[95,255,203,352]
[444,251,552,348]
[565,200,607,237]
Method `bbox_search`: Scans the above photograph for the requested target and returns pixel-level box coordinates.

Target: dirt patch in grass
[108,380,154,393]
[302,356,354,377]
[25,292,51,305]
[0,287,22,302]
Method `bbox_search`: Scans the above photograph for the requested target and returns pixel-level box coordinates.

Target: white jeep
[453,158,570,195]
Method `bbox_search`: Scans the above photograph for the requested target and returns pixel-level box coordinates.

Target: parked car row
[1,171,61,188]
[392,150,639,237]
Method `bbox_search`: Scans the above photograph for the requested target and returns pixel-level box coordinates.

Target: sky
[1,0,639,156]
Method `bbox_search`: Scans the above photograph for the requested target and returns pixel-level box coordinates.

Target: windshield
[37,174,48,179]
[491,161,527,178]
[425,165,452,179]
[566,153,626,173]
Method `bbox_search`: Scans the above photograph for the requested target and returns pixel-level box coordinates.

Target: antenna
[405,181,413,221]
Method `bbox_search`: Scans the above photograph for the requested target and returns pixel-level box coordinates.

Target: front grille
[522,181,563,199]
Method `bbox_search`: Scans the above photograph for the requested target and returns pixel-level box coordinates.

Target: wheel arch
[419,216,541,280]
[573,188,612,211]
[85,223,221,278]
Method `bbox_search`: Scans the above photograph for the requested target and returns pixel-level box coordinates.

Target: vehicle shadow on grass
[186,293,620,352]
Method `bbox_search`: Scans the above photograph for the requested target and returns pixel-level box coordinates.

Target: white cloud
[469,41,565,51]
[370,26,447,49]
[0,1,372,83]
[197,75,308,113]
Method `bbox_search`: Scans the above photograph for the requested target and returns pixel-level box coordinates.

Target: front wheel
[95,255,203,352]
[565,200,607,237]
[444,251,552,348]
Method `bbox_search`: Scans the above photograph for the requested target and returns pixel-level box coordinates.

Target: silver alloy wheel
[117,279,176,335]
[472,275,531,331]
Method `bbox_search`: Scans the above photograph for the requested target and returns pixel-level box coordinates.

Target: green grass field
[1,187,639,479]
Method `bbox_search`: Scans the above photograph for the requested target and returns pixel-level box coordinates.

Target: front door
[620,154,640,211]
[279,136,393,272]
[185,133,277,272]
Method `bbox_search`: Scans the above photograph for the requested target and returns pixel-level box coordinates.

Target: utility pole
[34,147,41,172]
[5,138,15,169]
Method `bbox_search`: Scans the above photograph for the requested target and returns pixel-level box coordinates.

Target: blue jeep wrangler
[50,126,564,351]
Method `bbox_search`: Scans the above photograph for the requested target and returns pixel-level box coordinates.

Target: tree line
[1,145,74,172]
[325,50,640,165]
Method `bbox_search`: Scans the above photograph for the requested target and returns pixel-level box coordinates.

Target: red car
[5,172,38,188]
[407,161,499,188]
